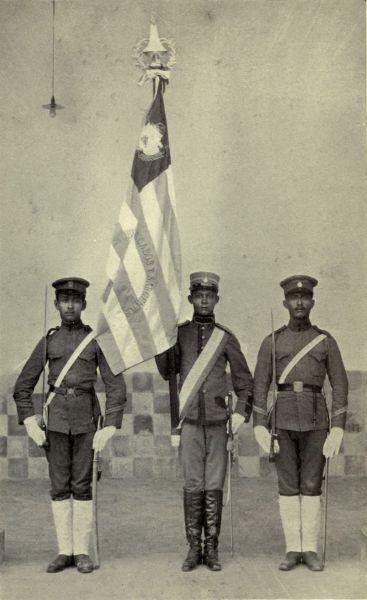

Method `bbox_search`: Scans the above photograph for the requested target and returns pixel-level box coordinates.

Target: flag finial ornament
[134,19,176,87]
[143,22,167,55]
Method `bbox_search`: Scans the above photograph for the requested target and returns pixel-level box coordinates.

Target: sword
[39,285,49,450]
[269,309,279,462]
[322,457,330,568]
[226,391,234,557]
[92,415,103,569]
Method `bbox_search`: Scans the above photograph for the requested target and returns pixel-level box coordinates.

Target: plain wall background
[1,0,366,374]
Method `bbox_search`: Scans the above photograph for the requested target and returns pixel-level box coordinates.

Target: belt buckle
[66,388,74,396]
[293,381,303,393]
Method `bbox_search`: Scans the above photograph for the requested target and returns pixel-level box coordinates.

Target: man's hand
[227,412,245,435]
[93,426,116,452]
[24,415,46,447]
[227,436,239,461]
[323,426,344,458]
[171,433,181,448]
[254,425,279,454]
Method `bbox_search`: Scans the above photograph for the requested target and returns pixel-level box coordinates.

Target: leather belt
[277,383,322,393]
[49,385,92,396]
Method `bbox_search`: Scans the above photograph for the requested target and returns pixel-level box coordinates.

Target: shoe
[46,554,74,573]
[182,545,202,572]
[302,551,323,571]
[279,551,302,571]
[182,490,204,571]
[74,554,94,573]
[203,490,222,572]
[203,547,221,571]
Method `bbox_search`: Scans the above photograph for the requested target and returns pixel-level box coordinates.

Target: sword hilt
[269,432,278,463]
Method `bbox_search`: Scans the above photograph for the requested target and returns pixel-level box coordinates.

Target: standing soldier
[253,275,348,571]
[13,277,126,574]
[155,272,253,572]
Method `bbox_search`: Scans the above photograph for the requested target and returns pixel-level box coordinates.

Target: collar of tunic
[287,319,312,332]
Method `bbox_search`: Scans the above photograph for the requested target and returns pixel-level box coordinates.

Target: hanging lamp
[42,0,64,117]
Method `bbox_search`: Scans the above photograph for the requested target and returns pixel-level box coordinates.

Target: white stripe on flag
[119,199,137,235]
[123,237,147,299]
[141,288,171,352]
[106,244,121,282]
[139,180,181,311]
[103,288,144,367]
[165,166,178,216]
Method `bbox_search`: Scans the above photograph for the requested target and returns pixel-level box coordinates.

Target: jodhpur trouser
[46,430,95,500]
[180,422,228,493]
[275,429,328,496]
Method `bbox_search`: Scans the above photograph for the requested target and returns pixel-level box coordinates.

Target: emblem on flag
[138,122,166,160]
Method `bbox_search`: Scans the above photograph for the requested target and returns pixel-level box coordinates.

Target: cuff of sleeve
[252,409,268,428]
[331,415,347,429]
[234,394,253,417]
[104,409,124,429]
[18,408,35,425]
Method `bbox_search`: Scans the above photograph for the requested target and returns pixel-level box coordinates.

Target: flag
[95,79,181,374]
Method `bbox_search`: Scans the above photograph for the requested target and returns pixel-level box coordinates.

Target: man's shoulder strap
[267,325,286,339]
[215,322,234,336]
[178,320,190,328]
[46,326,59,337]
[312,325,331,337]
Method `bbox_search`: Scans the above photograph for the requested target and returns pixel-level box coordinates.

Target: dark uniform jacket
[13,321,126,434]
[155,315,253,425]
[253,321,348,432]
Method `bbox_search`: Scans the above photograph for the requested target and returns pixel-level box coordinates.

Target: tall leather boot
[47,499,74,573]
[182,490,204,572]
[203,490,222,571]
[301,495,323,571]
[73,500,94,573]
[278,495,302,571]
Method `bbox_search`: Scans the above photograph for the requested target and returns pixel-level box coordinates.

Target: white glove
[323,427,344,458]
[254,425,279,454]
[93,426,116,452]
[227,412,245,435]
[171,434,181,448]
[24,415,46,447]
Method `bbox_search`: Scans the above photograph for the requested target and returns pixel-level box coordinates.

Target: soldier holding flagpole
[156,272,253,572]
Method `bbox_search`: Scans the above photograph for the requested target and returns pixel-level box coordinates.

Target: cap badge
[297,282,303,288]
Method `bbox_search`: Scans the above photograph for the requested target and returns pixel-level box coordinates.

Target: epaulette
[215,322,234,336]
[178,320,190,328]
[312,325,331,337]
[266,325,286,338]
[46,326,59,337]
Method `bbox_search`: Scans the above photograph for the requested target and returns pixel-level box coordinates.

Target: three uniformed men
[155,272,254,571]
[13,277,126,573]
[253,275,348,571]
[13,273,348,573]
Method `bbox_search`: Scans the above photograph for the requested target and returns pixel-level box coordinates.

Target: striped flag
[95,79,181,374]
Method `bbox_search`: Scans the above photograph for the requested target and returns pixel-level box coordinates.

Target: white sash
[278,334,326,384]
[179,327,227,420]
[43,330,95,425]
